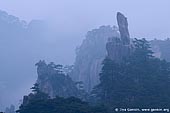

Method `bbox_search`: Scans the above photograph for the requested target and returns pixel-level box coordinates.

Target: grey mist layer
[0,0,170,111]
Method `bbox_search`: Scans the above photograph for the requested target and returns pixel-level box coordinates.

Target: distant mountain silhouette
[0,10,48,110]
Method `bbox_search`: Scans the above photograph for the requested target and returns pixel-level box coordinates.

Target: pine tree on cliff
[93,38,170,108]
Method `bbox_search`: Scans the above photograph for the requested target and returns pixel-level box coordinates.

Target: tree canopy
[92,38,170,108]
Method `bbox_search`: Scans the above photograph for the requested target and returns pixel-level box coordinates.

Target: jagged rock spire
[117,12,130,45]
[106,12,131,62]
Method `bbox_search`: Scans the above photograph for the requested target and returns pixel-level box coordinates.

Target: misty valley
[1,6,170,113]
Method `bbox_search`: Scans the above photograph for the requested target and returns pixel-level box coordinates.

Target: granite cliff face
[72,12,133,92]
[72,25,120,92]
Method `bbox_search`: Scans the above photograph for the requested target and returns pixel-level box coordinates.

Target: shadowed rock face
[117,12,130,45]
[106,12,131,62]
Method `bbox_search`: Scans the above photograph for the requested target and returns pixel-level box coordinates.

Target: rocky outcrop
[106,12,131,62]
[35,60,86,99]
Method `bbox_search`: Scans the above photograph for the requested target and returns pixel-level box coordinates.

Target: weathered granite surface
[72,25,120,92]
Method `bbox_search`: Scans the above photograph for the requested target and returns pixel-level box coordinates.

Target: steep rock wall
[72,26,120,92]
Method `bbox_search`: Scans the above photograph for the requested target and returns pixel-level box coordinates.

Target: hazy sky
[0,0,170,110]
[0,0,169,40]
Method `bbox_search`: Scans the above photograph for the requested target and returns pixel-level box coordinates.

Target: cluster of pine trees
[17,83,108,113]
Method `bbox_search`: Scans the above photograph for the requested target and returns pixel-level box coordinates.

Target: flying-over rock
[117,12,130,45]
[106,12,131,62]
